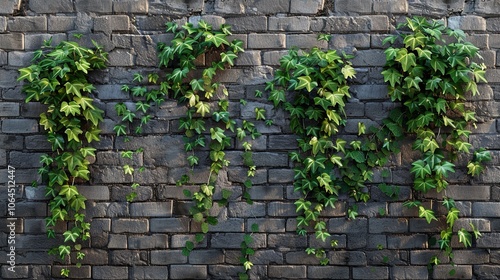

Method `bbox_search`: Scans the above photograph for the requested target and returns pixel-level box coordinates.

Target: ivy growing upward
[382,16,490,268]
[18,38,107,277]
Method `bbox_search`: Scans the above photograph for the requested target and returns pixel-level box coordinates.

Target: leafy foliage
[18,39,107,275]
[382,16,490,264]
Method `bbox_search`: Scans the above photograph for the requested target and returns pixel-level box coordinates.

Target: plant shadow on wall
[265,16,491,272]
[382,16,490,273]
[113,20,260,279]
[17,38,108,277]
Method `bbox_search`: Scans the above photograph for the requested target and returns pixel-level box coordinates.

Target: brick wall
[1,0,500,279]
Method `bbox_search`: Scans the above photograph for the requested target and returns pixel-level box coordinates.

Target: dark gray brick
[170,265,207,279]
[388,234,428,249]
[112,219,148,233]
[131,266,168,280]
[110,250,148,265]
[113,0,149,13]
[1,265,29,278]
[130,202,172,217]
[268,202,296,217]
[269,16,310,31]
[212,233,266,249]
[108,234,128,249]
[0,102,19,116]
[93,266,128,280]
[453,249,489,265]
[8,16,47,32]
[311,16,371,33]
[410,250,450,265]
[477,233,500,248]
[391,266,428,280]
[335,0,371,13]
[268,265,306,278]
[474,265,500,279]
[308,266,350,279]
[30,0,74,13]
[353,267,389,279]
[75,0,112,13]
[329,217,367,233]
[330,251,367,266]
[432,265,472,279]
[52,266,91,279]
[247,218,285,232]
[150,218,190,233]
[472,202,500,217]
[248,34,286,49]
[268,233,307,248]
[129,234,168,249]
[287,34,328,49]
[369,218,408,233]
[228,202,266,217]
[189,250,224,264]
[78,185,110,201]
[373,0,408,13]
[2,119,38,134]
[290,0,324,14]
[250,249,284,264]
[48,16,76,32]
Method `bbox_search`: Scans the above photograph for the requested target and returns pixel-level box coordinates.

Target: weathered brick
[2,119,38,133]
[113,0,149,13]
[335,0,371,13]
[410,250,450,265]
[287,34,327,49]
[8,16,46,32]
[52,266,91,278]
[24,33,66,51]
[47,16,76,32]
[0,103,19,117]
[228,202,266,217]
[94,15,130,35]
[1,265,29,278]
[189,249,224,264]
[268,202,295,217]
[268,233,307,248]
[268,169,294,184]
[130,202,173,217]
[330,34,371,50]
[474,0,500,16]
[170,265,207,279]
[110,250,148,265]
[250,250,284,264]
[369,218,408,233]
[0,0,20,15]
[248,33,286,49]
[247,185,284,200]
[311,17,371,33]
[391,266,428,280]
[477,233,500,248]
[353,267,389,279]
[75,0,112,13]
[449,15,486,31]
[329,217,367,233]
[150,218,190,233]
[474,265,500,279]
[112,219,148,233]
[93,266,128,280]
[131,266,168,280]
[30,0,74,13]
[352,49,386,67]
[388,234,428,249]
[269,16,310,32]
[473,202,500,217]
[308,266,350,279]
[0,33,24,50]
[373,0,408,14]
[268,265,306,278]
[290,0,324,14]
[408,0,465,16]
[433,265,472,279]
[78,185,110,201]
[234,50,261,66]
[247,218,285,232]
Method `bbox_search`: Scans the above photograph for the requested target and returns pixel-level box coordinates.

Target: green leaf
[381,68,404,87]
[446,208,460,226]
[205,33,230,47]
[59,185,79,201]
[395,48,416,72]
[341,64,356,79]
[403,32,426,49]
[418,206,438,223]
[65,81,85,97]
[195,101,211,117]
[434,161,455,177]
[65,127,83,142]
[458,228,472,247]
[221,51,238,66]
[60,101,81,116]
[123,165,134,175]
[63,230,79,243]
[295,76,317,92]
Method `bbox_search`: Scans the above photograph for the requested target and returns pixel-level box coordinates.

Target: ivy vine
[17,38,107,277]
[382,16,491,269]
[113,20,259,276]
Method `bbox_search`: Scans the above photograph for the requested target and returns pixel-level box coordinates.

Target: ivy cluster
[18,39,107,277]
[382,16,490,269]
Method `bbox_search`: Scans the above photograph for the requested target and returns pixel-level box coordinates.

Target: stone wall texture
[1,0,500,279]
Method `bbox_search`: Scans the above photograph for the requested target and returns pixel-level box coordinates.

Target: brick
[312,16,371,33]
[329,217,367,233]
[52,266,91,278]
[269,16,310,32]
[247,218,285,232]
[409,218,447,233]
[47,15,76,32]
[24,33,66,51]
[444,185,490,200]
[75,0,112,13]
[287,34,327,49]
[352,49,386,67]
[228,202,266,217]
[1,265,29,278]
[206,218,244,232]
[453,249,489,264]
[449,16,486,31]
[250,250,284,264]
[247,185,284,200]
[170,265,206,279]
[433,265,472,279]
[453,218,490,232]
[268,265,306,278]
[108,234,128,249]
[0,0,20,15]
[30,0,74,13]
[387,234,428,249]
[9,152,43,168]
[330,251,367,266]
[77,185,110,201]
[262,50,289,65]
[2,119,38,134]
[474,0,500,16]
[131,266,168,280]
[373,0,408,14]
[150,218,190,233]
[308,266,350,279]
[353,267,389,279]
[0,50,6,65]
[268,169,294,184]
[248,33,286,49]
[474,265,500,279]
[110,250,148,265]
[8,51,33,67]
[189,249,224,264]
[369,218,408,233]
[94,15,130,34]
[128,234,168,250]
[412,250,451,266]
[408,0,465,16]
[335,0,371,13]
[268,234,307,248]
[0,17,5,32]
[93,266,128,280]
[234,50,261,66]
[290,0,324,14]
[268,202,296,217]
[108,49,134,66]
[113,0,149,13]
[0,33,23,50]
[285,251,322,265]
[0,103,19,117]
[477,233,500,248]
[8,16,47,32]
[391,266,428,280]
[330,34,371,50]
[473,202,500,217]
[112,219,148,234]
[130,202,173,217]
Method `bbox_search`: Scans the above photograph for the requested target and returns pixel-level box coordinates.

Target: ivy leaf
[83,108,104,126]
[59,185,79,201]
[123,165,134,175]
[210,127,226,143]
[65,127,83,142]
[395,48,416,72]
[65,81,85,97]
[296,76,317,92]
[58,245,71,259]
[60,101,81,116]
[446,208,460,226]
[430,59,446,75]
[195,101,211,117]
[458,229,472,248]
[341,64,356,79]
[381,68,403,87]
[63,230,79,243]
[205,33,229,47]
[221,51,238,66]
[418,206,437,224]
[403,32,426,49]
[434,161,455,177]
